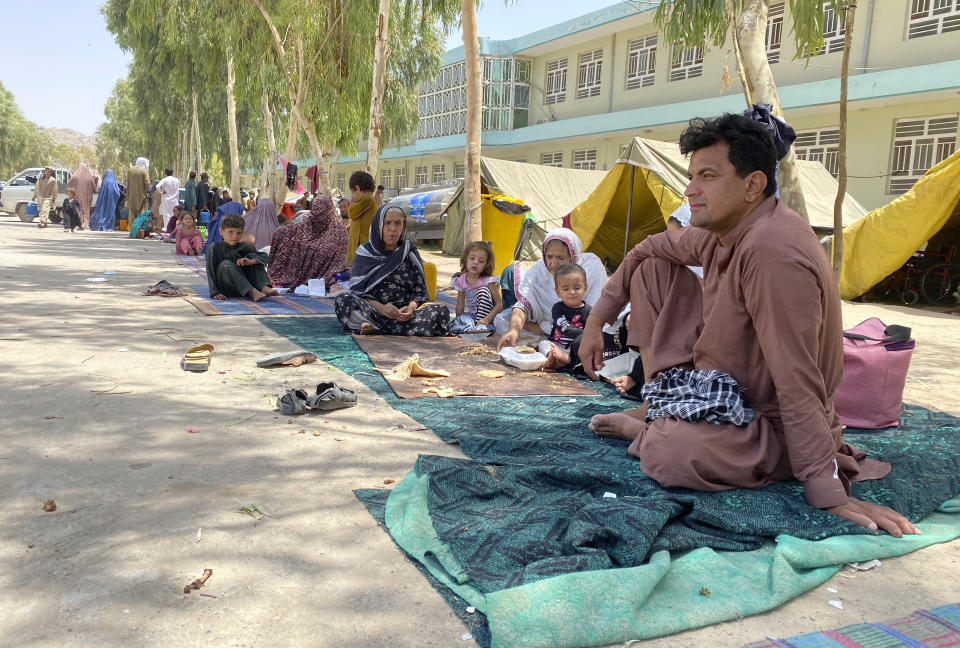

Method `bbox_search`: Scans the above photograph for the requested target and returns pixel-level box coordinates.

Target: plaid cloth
[641,367,755,426]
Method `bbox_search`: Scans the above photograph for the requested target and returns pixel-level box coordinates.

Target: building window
[576,49,603,99]
[814,1,847,55]
[454,162,465,178]
[766,3,784,63]
[432,164,447,183]
[395,167,406,189]
[336,172,345,192]
[541,152,563,167]
[908,0,960,38]
[625,35,657,90]
[669,44,703,81]
[794,128,840,177]
[415,165,428,185]
[545,58,567,105]
[380,169,392,189]
[572,149,598,170]
[889,114,957,194]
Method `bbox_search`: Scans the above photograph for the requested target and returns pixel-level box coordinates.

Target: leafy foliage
[655,0,848,58]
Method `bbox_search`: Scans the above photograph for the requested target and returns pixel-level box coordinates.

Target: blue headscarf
[349,205,423,296]
[203,213,223,253]
[90,169,121,231]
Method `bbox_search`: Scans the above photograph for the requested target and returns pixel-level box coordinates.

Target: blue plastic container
[199,209,210,224]
[26,202,39,216]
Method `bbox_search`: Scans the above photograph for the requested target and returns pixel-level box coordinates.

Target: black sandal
[277,389,309,415]
[306,382,357,411]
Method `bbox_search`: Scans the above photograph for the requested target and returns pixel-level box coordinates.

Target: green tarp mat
[260,316,960,648]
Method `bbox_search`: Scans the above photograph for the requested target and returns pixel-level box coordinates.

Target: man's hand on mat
[213,293,227,300]
[396,303,414,322]
[826,497,920,537]
[578,321,606,380]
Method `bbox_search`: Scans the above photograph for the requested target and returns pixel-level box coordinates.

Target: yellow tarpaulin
[571,138,686,267]
[836,149,960,299]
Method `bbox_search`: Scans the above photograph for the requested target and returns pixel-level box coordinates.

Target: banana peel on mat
[376,354,450,382]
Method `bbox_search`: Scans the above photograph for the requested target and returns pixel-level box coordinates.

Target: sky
[0,0,627,137]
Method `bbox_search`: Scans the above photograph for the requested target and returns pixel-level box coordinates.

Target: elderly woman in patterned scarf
[334,205,449,337]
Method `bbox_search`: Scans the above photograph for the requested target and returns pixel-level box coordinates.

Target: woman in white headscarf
[496,227,608,350]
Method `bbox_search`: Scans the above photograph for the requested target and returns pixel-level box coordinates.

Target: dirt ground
[1,217,958,648]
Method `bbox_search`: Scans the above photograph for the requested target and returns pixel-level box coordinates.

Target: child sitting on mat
[449,240,502,334]
[205,213,278,302]
[175,212,204,256]
[541,263,591,372]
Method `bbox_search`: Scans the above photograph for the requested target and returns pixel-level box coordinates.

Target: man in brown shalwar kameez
[579,114,918,538]
[126,157,150,218]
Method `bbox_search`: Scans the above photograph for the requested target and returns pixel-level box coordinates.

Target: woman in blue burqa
[90,170,121,231]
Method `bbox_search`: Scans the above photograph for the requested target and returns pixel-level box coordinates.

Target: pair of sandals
[278,382,357,415]
[144,280,184,297]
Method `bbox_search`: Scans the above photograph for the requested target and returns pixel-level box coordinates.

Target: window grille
[576,49,603,99]
[766,3,784,64]
[889,115,958,194]
[794,128,840,177]
[626,35,657,90]
[541,151,563,167]
[908,0,960,38]
[432,164,447,183]
[572,149,598,170]
[415,165,428,185]
[669,44,703,81]
[545,58,568,105]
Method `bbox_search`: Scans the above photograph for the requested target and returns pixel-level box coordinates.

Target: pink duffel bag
[834,317,915,429]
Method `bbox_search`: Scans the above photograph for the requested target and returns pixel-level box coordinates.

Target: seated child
[205,213,279,302]
[449,241,502,334]
[129,209,157,239]
[542,263,591,371]
[175,211,204,255]
[61,187,81,232]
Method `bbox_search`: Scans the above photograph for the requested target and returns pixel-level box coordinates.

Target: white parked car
[0,167,97,223]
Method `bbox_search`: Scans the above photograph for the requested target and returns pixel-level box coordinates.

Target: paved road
[1,215,958,647]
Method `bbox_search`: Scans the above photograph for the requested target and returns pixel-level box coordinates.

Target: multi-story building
[331,0,960,210]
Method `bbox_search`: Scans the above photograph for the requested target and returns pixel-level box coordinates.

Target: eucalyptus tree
[653,0,850,221]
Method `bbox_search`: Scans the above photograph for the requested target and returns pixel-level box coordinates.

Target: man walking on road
[155,168,181,230]
[32,166,58,229]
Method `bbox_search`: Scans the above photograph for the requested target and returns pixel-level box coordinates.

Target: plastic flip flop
[277,389,309,415]
[180,344,214,372]
[256,351,318,368]
[306,382,357,411]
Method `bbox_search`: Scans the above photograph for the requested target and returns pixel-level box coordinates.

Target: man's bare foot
[260,286,279,297]
[611,374,637,396]
[359,322,376,335]
[248,288,266,301]
[589,412,645,440]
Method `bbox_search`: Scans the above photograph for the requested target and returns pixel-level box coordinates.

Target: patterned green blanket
[261,316,960,648]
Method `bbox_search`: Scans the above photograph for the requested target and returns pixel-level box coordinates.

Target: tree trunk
[365,0,391,179]
[225,50,242,199]
[297,109,331,195]
[462,0,482,245]
[188,110,196,176]
[192,90,202,174]
[735,0,808,221]
[260,70,282,210]
[832,3,856,280]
